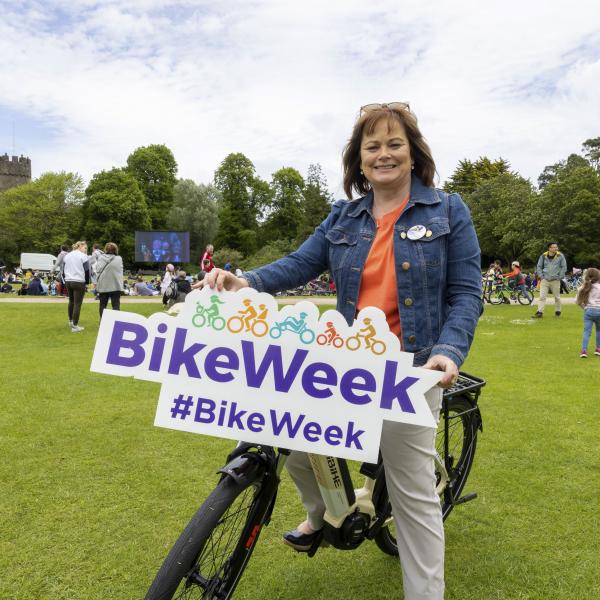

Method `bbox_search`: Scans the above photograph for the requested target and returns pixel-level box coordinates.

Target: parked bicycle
[145,373,485,600]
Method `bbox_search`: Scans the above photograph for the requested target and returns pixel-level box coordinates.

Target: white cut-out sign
[90,287,441,461]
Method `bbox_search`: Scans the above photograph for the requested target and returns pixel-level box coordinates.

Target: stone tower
[0,154,32,192]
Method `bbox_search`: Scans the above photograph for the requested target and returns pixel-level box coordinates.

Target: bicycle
[192,305,226,330]
[144,372,485,600]
[227,315,269,338]
[486,281,533,305]
[345,333,386,355]
[269,318,316,344]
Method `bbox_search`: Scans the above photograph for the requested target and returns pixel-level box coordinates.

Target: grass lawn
[1,300,599,599]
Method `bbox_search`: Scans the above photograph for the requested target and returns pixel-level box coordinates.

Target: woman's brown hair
[576,267,600,307]
[342,106,436,199]
[104,242,118,255]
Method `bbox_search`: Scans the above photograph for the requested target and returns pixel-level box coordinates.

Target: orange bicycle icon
[227,300,269,337]
[345,317,386,355]
[316,321,344,348]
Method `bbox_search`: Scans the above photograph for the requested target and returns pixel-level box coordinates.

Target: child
[575,268,600,358]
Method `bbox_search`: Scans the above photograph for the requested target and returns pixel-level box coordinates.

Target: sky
[1,0,599,196]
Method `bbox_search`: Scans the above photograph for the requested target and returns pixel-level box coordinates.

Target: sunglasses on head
[360,102,410,116]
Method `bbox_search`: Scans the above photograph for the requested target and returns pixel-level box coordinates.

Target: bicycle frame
[219,373,485,557]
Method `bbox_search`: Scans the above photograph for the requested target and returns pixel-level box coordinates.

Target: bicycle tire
[145,476,266,600]
[373,395,478,556]
[517,290,533,305]
[487,290,504,305]
[300,328,315,344]
[251,320,268,338]
[192,312,207,328]
[227,316,244,334]
[212,316,226,331]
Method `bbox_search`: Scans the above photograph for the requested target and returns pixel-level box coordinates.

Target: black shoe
[282,528,323,552]
[532,312,543,318]
[555,311,561,317]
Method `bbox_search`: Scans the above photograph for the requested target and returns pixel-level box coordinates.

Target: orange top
[357,197,409,340]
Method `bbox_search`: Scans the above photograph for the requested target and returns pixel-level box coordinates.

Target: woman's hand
[422,354,459,389]
[193,268,250,292]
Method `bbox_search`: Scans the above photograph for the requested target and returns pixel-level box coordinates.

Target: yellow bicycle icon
[345,317,386,355]
[227,300,269,338]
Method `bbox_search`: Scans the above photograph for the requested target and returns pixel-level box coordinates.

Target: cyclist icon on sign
[346,317,386,355]
[270,312,316,344]
[227,299,269,337]
[317,321,344,348]
[192,295,226,330]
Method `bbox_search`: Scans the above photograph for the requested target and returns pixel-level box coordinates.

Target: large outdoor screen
[134,231,190,263]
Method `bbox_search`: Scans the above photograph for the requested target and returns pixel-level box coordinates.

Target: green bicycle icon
[192,296,226,330]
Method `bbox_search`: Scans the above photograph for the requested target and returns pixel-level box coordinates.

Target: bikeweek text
[90,288,441,462]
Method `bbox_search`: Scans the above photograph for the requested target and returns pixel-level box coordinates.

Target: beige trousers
[538,279,561,313]
[285,388,445,600]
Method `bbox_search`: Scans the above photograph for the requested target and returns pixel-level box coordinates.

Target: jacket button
[402,262,410,271]
[408,335,416,344]
[400,232,407,239]
[404,298,413,306]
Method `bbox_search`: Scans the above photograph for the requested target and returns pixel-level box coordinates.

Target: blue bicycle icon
[269,312,315,344]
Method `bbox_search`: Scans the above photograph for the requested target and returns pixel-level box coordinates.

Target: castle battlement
[0,152,32,192]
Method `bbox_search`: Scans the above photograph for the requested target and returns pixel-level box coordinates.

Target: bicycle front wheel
[487,289,504,305]
[145,476,265,600]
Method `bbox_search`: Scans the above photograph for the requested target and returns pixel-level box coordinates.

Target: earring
[360,169,364,175]
[411,163,415,170]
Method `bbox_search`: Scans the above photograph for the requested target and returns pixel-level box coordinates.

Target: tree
[536,165,600,265]
[537,153,590,189]
[82,168,151,262]
[212,247,244,270]
[167,179,220,264]
[0,172,84,265]
[242,239,297,271]
[582,137,600,170]
[261,167,305,244]
[126,144,178,229]
[468,173,538,265]
[213,153,270,256]
[296,163,333,244]
[443,157,511,199]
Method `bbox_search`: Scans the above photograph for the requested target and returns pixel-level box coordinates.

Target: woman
[161,263,175,303]
[202,103,481,599]
[95,242,124,318]
[575,267,600,358]
[62,241,90,332]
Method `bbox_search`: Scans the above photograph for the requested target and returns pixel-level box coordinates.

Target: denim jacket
[244,175,482,367]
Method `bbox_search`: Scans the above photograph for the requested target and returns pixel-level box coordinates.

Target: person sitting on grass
[26,273,45,295]
[133,275,155,296]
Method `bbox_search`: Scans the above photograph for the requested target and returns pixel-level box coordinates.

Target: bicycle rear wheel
[145,476,266,600]
[517,290,533,305]
[373,395,478,556]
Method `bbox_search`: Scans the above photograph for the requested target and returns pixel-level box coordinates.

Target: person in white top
[161,263,175,296]
[575,267,600,358]
[63,241,89,332]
